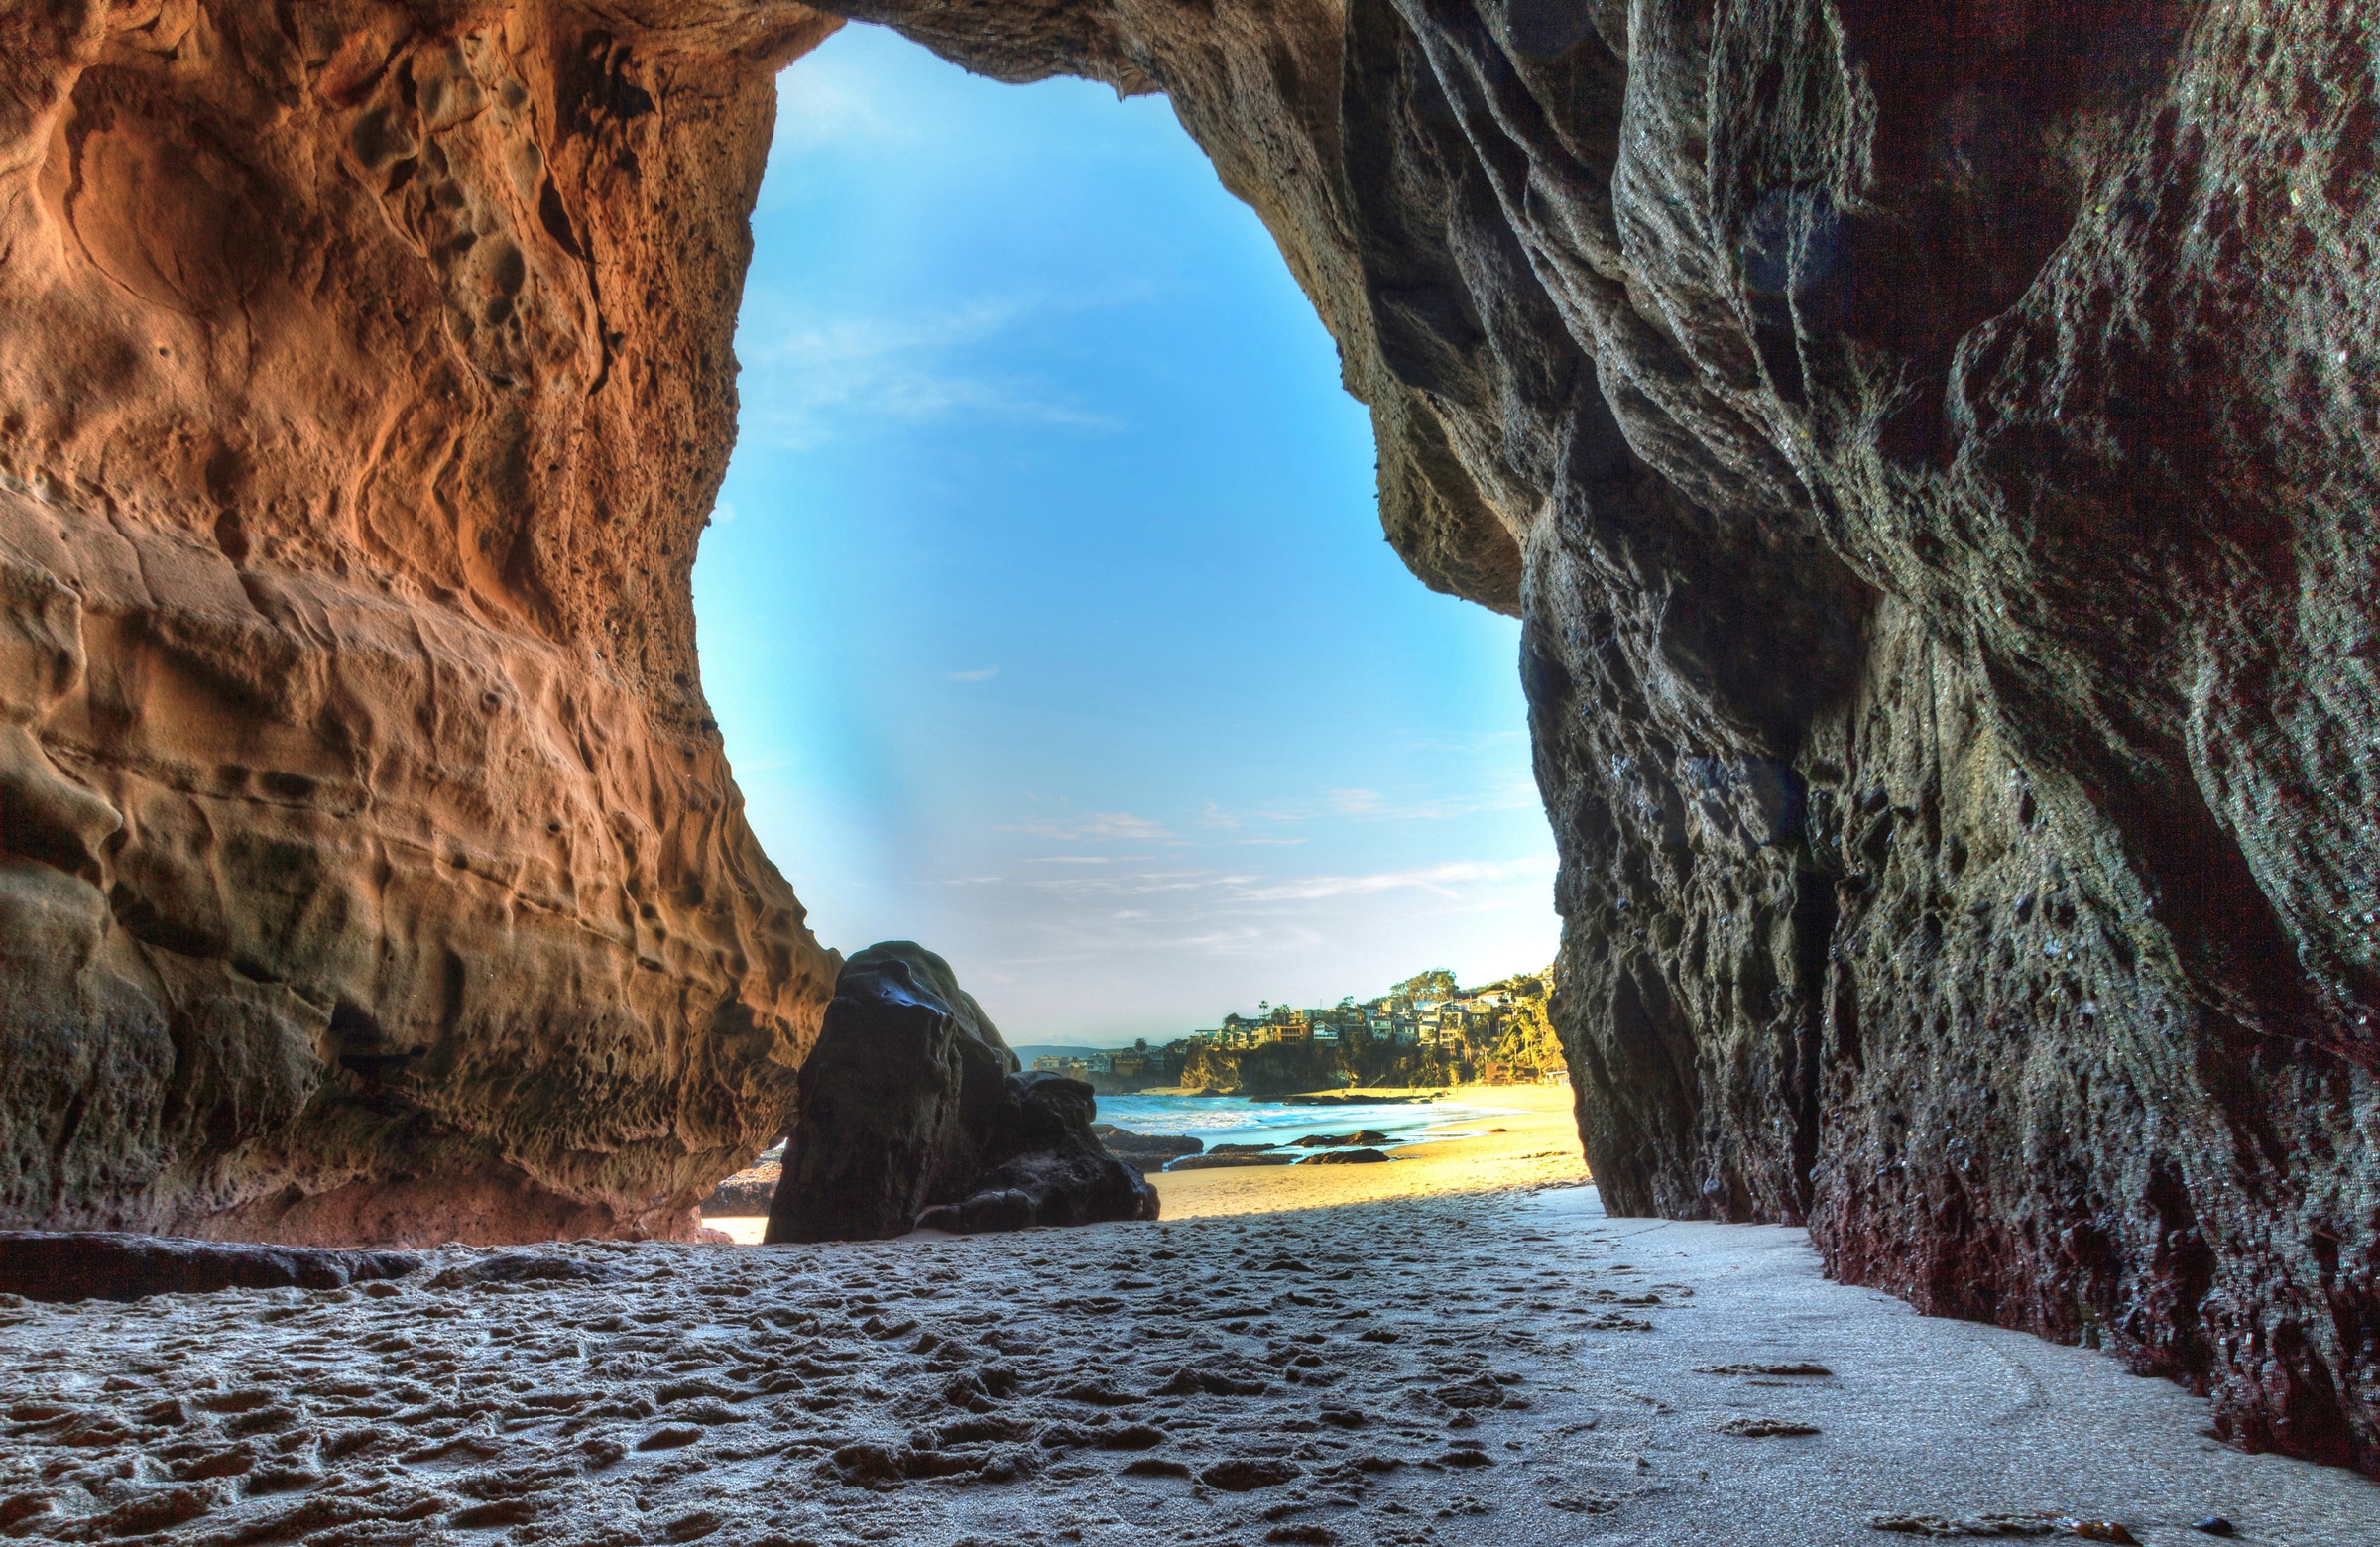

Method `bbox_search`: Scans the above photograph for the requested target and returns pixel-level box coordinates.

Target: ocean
[1091,1092,1519,1153]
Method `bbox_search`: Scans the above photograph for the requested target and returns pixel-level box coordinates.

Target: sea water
[1091,1093,1516,1153]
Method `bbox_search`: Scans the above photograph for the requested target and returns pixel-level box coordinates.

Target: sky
[691,23,1559,1044]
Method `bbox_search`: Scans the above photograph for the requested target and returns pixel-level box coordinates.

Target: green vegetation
[1159,967,1565,1097]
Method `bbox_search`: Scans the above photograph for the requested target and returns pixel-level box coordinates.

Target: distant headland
[1020,968,1565,1098]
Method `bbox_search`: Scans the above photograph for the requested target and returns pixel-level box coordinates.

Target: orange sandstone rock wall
[0,1,839,1245]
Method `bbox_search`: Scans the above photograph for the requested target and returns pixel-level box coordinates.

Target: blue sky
[692,23,1558,1043]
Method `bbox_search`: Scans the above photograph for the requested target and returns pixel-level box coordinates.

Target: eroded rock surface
[914,1071,1162,1234]
[0,3,842,1245]
[0,1231,418,1303]
[767,943,1155,1241]
[822,0,2380,1471]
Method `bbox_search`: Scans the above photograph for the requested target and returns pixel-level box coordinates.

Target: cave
[2,0,2376,1491]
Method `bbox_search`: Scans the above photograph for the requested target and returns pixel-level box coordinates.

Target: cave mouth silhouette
[691,21,1558,1053]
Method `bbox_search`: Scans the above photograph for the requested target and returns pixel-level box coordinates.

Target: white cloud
[739,294,1126,451]
[1004,811,1181,844]
[769,55,923,160]
[1237,856,1556,903]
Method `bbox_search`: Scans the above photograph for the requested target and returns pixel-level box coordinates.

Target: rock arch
[2,0,2374,1473]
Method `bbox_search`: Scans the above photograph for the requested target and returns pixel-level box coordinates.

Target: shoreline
[704,1082,1585,1243]
[1143,1079,1587,1220]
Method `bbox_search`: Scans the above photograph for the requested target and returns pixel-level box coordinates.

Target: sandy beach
[701,1084,1589,1245]
[6,1091,2375,1545]
[1144,1083,1588,1221]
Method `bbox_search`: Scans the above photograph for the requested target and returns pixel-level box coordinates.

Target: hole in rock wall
[693,26,1559,1053]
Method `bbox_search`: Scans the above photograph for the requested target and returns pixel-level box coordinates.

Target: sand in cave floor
[4,1184,2375,1546]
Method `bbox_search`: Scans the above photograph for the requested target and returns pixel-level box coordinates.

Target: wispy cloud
[770,57,925,157]
[948,667,999,683]
[1199,782,1535,830]
[1004,811,1181,844]
[740,294,1129,451]
[1237,856,1554,902]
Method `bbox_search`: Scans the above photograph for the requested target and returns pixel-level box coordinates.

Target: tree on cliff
[1394,968,1460,1002]
[1482,970,1561,1075]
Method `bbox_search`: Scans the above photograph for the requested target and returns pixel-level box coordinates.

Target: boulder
[0,1231,418,1303]
[702,1160,781,1217]
[915,1074,1161,1234]
[1089,1125,1202,1157]
[1298,1149,1390,1166]
[764,944,1155,1241]
[1090,1126,1204,1176]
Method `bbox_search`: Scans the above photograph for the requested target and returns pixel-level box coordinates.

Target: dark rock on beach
[702,1159,781,1216]
[767,943,1155,1242]
[1299,1148,1391,1165]
[915,1072,1159,1234]
[0,1231,419,1303]
[1091,1126,1204,1176]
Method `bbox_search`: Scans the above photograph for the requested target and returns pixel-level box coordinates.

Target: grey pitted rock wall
[827,0,2380,1471]
[0,2,843,1245]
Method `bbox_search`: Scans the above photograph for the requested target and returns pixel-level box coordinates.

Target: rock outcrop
[823,0,2380,1473]
[765,941,1019,1242]
[1092,1124,1205,1174]
[701,1155,782,1216]
[913,1071,1163,1233]
[0,1230,419,1302]
[0,3,842,1245]
[766,942,1156,1240]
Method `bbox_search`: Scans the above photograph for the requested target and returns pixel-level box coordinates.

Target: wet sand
[1145,1082,1588,1220]
[5,1160,2375,1544]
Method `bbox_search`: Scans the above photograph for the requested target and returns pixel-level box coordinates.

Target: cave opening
[2,0,2377,1522]
[692,23,1559,1055]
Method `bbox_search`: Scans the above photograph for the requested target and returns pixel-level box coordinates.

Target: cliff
[824,0,2380,1472]
[0,2,841,1244]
